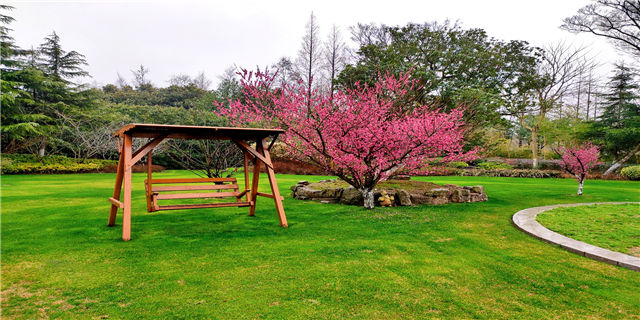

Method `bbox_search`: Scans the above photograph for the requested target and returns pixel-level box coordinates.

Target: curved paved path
[512,202,640,272]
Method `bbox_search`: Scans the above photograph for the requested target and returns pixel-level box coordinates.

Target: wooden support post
[248,142,261,217]
[108,139,125,226]
[145,151,153,212]
[260,139,288,227]
[243,151,249,202]
[122,134,133,241]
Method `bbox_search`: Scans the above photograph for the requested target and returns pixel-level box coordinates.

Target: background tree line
[1,1,638,175]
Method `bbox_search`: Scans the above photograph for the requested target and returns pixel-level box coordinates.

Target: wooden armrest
[236,189,250,198]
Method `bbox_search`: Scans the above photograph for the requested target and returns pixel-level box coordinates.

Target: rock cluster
[290,180,488,207]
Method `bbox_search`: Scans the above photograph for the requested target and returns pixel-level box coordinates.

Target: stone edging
[512,202,640,272]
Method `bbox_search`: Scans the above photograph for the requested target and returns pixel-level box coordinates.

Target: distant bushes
[1,154,116,174]
[459,169,561,178]
[476,161,513,170]
[620,166,640,180]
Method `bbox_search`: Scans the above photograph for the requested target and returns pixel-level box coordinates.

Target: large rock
[340,187,363,205]
[291,180,488,207]
[396,189,412,206]
[451,188,471,203]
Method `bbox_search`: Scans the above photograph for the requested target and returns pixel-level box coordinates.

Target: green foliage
[477,161,513,170]
[620,165,640,180]
[37,31,89,80]
[2,173,640,318]
[338,21,540,133]
[0,153,115,174]
[447,161,469,169]
[584,64,640,161]
[460,169,560,178]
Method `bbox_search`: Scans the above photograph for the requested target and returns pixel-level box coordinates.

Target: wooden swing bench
[107,123,288,241]
[145,177,251,211]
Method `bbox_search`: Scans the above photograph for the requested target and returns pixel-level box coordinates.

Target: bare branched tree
[131,64,151,89]
[323,24,348,100]
[272,57,298,88]
[192,71,212,90]
[562,0,640,58]
[115,72,128,88]
[296,12,322,107]
[168,73,192,86]
[515,43,593,168]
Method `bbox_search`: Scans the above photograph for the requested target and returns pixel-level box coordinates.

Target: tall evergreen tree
[587,63,640,174]
[38,31,89,80]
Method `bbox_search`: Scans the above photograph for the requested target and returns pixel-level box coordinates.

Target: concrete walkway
[512,202,640,272]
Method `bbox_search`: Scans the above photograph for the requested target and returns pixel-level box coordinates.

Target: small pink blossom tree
[220,69,475,208]
[554,143,600,195]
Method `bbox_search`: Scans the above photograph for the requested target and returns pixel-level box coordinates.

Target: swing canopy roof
[115,123,285,140]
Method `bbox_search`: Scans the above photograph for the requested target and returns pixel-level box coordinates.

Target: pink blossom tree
[220,69,475,208]
[554,143,600,195]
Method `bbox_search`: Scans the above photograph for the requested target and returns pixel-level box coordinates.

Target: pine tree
[38,31,89,80]
[589,63,640,175]
[599,63,639,128]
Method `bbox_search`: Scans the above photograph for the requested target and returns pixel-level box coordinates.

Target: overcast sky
[7,0,633,88]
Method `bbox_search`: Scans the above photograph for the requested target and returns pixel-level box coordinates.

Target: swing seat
[144,177,251,211]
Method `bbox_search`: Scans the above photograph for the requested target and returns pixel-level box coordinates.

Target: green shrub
[1,154,116,174]
[447,161,469,169]
[460,169,560,178]
[620,165,640,180]
[477,161,513,170]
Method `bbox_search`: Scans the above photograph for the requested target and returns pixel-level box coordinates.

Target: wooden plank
[151,184,239,192]
[122,133,133,241]
[128,135,167,169]
[156,191,240,200]
[108,143,125,226]
[261,138,288,227]
[236,189,250,198]
[243,151,250,202]
[256,192,284,201]
[145,152,153,212]
[233,139,273,169]
[149,177,237,184]
[157,201,253,210]
[108,197,123,208]
[248,143,262,217]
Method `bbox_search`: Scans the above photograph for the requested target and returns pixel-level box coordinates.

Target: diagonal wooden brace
[127,134,167,170]
[233,139,273,170]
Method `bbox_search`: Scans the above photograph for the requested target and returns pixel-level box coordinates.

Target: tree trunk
[38,137,47,157]
[577,178,584,196]
[603,144,640,176]
[361,188,375,209]
[531,127,539,169]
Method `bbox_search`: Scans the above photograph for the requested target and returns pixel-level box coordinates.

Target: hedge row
[459,169,561,178]
[1,154,117,174]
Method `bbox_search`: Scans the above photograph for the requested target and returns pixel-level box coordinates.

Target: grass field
[2,171,640,319]
[537,204,640,257]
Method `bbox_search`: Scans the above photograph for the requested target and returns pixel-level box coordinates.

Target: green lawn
[2,171,640,319]
[537,204,640,257]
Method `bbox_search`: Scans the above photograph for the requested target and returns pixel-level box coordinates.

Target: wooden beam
[108,197,123,208]
[156,191,240,200]
[243,151,250,202]
[128,135,167,169]
[122,133,133,241]
[261,139,288,227]
[108,142,125,226]
[248,143,262,217]
[149,177,237,184]
[233,139,273,169]
[145,151,153,212]
[151,184,239,192]
[256,192,284,201]
[157,202,253,210]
